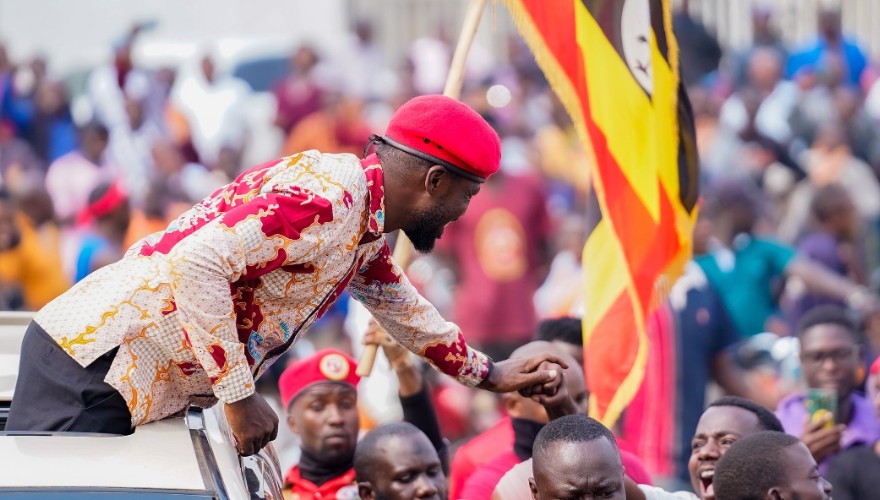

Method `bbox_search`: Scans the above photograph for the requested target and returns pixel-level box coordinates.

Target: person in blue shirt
[787,7,868,87]
[694,179,876,337]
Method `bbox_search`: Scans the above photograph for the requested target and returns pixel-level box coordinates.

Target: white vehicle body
[0,312,283,499]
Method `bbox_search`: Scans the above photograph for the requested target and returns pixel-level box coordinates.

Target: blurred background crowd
[4,0,880,495]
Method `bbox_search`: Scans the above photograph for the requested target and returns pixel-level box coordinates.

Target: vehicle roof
[0,312,33,401]
[0,417,206,491]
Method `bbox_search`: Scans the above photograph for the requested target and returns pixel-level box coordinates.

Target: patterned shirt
[36,151,490,426]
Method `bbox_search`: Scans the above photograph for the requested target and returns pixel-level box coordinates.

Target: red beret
[278,349,360,408]
[383,95,501,183]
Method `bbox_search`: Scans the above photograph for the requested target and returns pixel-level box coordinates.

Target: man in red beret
[279,349,363,500]
[279,322,452,500]
[8,95,567,458]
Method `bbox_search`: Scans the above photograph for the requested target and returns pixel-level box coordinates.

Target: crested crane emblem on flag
[502,0,699,426]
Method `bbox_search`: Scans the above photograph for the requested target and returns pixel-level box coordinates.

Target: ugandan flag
[502,0,699,426]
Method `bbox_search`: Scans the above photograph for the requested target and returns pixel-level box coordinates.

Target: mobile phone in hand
[806,388,837,429]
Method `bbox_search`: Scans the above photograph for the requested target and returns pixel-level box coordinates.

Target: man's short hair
[713,431,801,500]
[796,305,858,340]
[534,317,583,347]
[533,414,618,461]
[353,422,424,483]
[375,141,434,172]
[707,396,783,432]
[78,120,109,140]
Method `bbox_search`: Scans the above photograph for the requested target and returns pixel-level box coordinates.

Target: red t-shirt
[448,416,514,500]
[283,466,359,500]
[439,173,551,344]
[459,449,521,500]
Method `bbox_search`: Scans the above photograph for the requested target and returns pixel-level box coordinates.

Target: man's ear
[358,482,375,500]
[424,165,450,195]
[529,477,539,500]
[768,487,785,500]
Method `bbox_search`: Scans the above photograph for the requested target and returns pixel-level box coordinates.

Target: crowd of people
[3,2,880,499]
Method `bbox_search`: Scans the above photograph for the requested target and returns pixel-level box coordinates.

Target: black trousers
[6,321,132,434]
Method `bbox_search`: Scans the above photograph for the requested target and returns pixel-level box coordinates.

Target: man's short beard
[403,207,449,254]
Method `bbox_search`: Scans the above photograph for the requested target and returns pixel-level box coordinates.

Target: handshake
[363,320,577,413]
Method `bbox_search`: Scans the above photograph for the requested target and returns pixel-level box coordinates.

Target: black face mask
[511,417,546,461]
[297,446,353,487]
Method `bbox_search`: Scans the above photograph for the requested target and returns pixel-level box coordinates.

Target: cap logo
[319,353,350,381]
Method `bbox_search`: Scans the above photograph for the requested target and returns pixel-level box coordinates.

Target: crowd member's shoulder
[491,459,535,500]
[637,484,699,500]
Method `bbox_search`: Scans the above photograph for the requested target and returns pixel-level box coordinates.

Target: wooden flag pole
[356,0,489,377]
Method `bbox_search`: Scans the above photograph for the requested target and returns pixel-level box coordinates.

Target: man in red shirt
[281,318,461,499]
[280,349,362,500]
[447,415,513,499]
[448,317,584,499]
[460,340,652,499]
[438,167,551,361]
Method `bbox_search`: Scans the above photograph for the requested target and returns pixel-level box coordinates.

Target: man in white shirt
[631,397,784,500]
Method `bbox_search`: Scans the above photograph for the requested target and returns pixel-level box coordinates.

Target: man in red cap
[278,348,363,499]
[8,95,566,458]
[278,324,451,500]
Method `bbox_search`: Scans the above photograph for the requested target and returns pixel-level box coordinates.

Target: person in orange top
[0,189,69,310]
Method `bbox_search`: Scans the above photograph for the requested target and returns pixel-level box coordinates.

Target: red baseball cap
[278,349,360,408]
[382,95,501,183]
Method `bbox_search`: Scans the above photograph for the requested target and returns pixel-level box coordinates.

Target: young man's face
[359,433,446,500]
[688,406,764,500]
[287,383,359,465]
[800,324,859,400]
[776,442,833,500]
[530,438,625,500]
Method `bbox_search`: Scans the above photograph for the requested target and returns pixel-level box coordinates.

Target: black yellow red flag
[502,0,699,426]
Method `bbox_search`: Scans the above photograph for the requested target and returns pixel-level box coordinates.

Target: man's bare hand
[224,393,279,456]
[524,366,581,419]
[529,369,568,407]
[478,354,568,393]
[362,319,408,367]
[801,414,844,463]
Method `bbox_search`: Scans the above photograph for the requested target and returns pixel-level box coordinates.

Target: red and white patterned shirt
[36,151,490,426]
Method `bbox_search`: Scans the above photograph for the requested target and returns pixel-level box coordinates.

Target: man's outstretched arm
[350,242,566,393]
